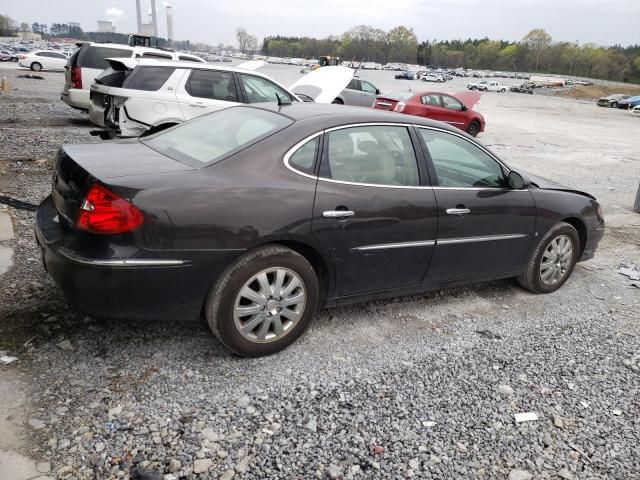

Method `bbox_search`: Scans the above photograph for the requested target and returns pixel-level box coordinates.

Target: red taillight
[394,101,406,113]
[76,183,144,234]
[70,66,82,89]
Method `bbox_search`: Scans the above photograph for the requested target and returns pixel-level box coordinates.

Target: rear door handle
[323,210,355,218]
[446,208,471,215]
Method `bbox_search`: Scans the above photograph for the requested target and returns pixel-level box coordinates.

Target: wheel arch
[561,217,587,256]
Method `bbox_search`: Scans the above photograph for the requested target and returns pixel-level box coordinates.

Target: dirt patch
[556,84,640,100]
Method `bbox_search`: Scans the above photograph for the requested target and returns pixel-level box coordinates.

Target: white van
[61,42,204,111]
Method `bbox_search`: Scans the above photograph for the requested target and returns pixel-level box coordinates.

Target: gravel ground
[0,65,639,480]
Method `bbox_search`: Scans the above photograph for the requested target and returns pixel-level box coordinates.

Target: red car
[373,91,485,136]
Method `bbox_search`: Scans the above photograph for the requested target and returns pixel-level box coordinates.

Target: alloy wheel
[233,267,306,343]
[539,234,574,285]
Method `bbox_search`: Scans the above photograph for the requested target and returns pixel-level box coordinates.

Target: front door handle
[189,102,206,107]
[446,208,471,215]
[323,210,355,219]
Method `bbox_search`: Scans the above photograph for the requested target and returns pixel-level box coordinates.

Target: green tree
[522,28,552,71]
[385,26,418,64]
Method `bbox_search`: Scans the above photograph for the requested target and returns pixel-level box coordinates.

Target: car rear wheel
[205,245,320,357]
[467,120,480,137]
[332,98,343,105]
[30,62,42,72]
[611,102,618,108]
[517,222,579,294]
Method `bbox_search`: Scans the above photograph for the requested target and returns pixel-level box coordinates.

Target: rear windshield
[95,67,129,87]
[122,66,176,91]
[78,45,133,70]
[142,107,292,166]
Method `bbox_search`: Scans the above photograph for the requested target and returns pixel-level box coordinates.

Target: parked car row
[596,94,640,111]
[467,81,509,92]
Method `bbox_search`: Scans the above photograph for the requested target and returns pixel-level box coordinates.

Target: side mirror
[376,88,381,94]
[461,105,467,111]
[508,170,531,189]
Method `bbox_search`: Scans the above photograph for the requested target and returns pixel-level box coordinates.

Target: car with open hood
[373,90,485,136]
[36,103,604,357]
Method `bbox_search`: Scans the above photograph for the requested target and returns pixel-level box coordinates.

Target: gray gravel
[0,65,639,480]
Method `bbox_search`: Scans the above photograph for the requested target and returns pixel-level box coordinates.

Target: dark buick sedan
[36,103,604,356]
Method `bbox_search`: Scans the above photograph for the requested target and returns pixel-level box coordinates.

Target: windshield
[142,107,292,166]
[388,91,414,100]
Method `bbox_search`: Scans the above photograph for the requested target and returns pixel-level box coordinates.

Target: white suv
[62,42,204,111]
[89,60,302,138]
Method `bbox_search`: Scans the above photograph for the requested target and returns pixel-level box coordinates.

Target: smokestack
[166,4,174,41]
[150,0,158,37]
[135,0,143,34]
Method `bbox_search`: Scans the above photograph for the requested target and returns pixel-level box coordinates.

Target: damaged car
[36,103,604,357]
[373,90,485,136]
[596,94,630,108]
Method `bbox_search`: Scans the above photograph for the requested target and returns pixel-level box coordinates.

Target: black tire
[611,102,618,108]
[11,57,18,62]
[332,98,343,105]
[30,62,42,72]
[517,222,580,294]
[205,245,320,357]
[467,120,480,137]
[470,86,477,90]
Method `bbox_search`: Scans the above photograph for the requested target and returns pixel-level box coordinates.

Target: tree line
[263,26,640,83]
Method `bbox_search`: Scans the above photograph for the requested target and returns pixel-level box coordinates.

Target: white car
[480,81,508,93]
[89,61,353,138]
[422,74,444,83]
[62,42,205,111]
[18,50,68,71]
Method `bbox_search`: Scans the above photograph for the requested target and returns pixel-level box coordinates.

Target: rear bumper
[35,195,238,322]
[61,88,89,111]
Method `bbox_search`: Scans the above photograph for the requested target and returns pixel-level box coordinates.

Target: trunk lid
[290,66,354,104]
[51,142,194,228]
[372,96,401,111]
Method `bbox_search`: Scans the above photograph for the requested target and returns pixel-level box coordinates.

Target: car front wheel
[467,120,480,137]
[517,222,580,294]
[30,62,42,72]
[205,245,320,357]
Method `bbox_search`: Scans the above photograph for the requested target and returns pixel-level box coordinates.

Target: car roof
[252,102,461,132]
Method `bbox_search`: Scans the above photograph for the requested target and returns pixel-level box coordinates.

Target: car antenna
[276,93,292,107]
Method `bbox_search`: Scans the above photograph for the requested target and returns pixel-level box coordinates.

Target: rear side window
[288,137,319,174]
[78,46,133,69]
[95,67,129,87]
[186,70,238,101]
[141,52,173,60]
[238,74,292,103]
[122,66,175,91]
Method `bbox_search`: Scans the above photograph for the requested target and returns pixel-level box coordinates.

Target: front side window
[441,95,463,111]
[143,107,292,166]
[288,136,319,174]
[360,81,377,94]
[186,70,238,101]
[238,74,292,103]
[418,129,506,188]
[324,126,419,186]
[122,66,175,91]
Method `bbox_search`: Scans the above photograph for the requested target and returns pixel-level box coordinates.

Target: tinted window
[141,52,173,60]
[143,107,292,165]
[346,79,359,90]
[186,70,238,101]
[78,46,133,69]
[179,55,200,62]
[419,129,506,188]
[325,126,419,186]
[289,137,319,174]
[238,74,292,103]
[441,95,462,110]
[122,66,175,91]
[95,67,129,87]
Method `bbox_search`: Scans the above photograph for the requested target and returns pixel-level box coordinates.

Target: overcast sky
[3,0,638,47]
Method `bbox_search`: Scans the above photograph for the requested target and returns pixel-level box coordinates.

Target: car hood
[454,91,481,109]
[290,66,354,104]
[526,172,595,200]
